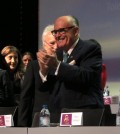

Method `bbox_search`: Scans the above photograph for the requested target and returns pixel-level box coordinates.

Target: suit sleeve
[18,61,35,127]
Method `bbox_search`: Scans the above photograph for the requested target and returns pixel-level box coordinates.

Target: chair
[103,105,116,126]
[0,106,18,126]
[101,64,107,90]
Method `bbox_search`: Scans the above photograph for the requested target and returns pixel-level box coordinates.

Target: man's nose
[11,57,15,62]
[53,44,57,50]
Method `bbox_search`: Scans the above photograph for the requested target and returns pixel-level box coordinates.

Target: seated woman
[1,45,24,105]
[22,51,33,72]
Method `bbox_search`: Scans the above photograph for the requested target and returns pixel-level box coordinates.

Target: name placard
[0,115,14,127]
[60,112,83,127]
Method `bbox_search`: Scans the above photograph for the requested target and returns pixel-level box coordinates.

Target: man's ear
[74,27,79,37]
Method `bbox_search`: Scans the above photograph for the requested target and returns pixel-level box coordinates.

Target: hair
[22,51,33,60]
[67,15,79,27]
[62,15,80,37]
[42,24,54,42]
[1,45,23,80]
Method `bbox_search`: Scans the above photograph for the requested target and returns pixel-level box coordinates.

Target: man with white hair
[18,24,57,127]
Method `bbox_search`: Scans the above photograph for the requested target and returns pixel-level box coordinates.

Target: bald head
[54,15,79,29]
[52,15,80,52]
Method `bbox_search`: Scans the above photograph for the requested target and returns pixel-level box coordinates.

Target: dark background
[0,0,38,58]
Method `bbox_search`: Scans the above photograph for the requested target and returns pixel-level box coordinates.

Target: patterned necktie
[63,52,69,63]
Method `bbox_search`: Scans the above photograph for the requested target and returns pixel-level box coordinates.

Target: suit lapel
[56,49,63,61]
[67,39,84,63]
[56,39,85,63]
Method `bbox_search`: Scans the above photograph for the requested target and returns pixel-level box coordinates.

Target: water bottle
[39,105,50,127]
[103,85,110,97]
[116,102,120,126]
[103,85,111,105]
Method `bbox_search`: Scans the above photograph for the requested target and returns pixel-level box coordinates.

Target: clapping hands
[36,43,59,76]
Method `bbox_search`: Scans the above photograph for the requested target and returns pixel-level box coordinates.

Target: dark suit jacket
[18,59,55,127]
[18,39,104,127]
[49,39,104,112]
[0,69,15,106]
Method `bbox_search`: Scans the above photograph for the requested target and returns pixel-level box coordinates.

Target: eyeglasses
[51,26,74,36]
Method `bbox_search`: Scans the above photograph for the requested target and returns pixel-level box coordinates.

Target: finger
[44,44,55,54]
[36,51,47,59]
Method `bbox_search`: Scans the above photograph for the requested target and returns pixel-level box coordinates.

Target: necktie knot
[63,52,69,62]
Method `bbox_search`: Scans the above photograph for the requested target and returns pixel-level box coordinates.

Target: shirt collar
[66,38,79,56]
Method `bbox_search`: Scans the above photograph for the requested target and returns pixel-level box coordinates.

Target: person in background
[1,45,24,105]
[0,54,15,106]
[37,15,104,114]
[22,51,33,72]
[18,25,57,127]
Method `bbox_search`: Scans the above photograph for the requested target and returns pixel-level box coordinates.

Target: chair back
[0,106,18,126]
[101,64,107,90]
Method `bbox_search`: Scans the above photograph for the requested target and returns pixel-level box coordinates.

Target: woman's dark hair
[22,51,34,60]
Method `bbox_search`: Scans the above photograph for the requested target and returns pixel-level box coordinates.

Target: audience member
[22,51,33,72]
[1,45,24,105]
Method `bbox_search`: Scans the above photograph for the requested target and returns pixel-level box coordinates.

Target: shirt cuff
[55,62,61,76]
[39,70,47,83]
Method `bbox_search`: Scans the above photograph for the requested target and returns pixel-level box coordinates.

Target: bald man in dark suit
[18,16,104,127]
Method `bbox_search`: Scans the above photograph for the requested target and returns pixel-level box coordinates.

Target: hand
[42,43,59,69]
[36,49,49,76]
[37,49,59,76]
[43,43,56,56]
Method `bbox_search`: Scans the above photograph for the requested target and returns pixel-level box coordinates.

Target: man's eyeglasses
[51,26,74,36]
